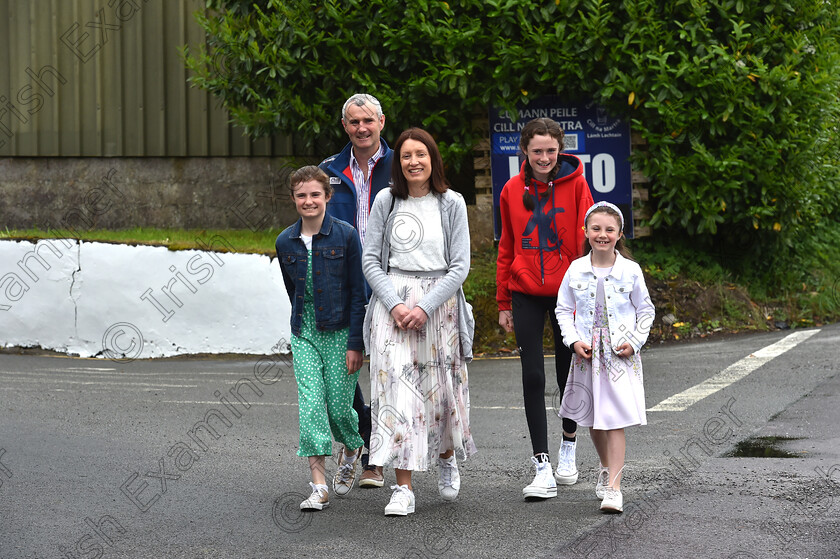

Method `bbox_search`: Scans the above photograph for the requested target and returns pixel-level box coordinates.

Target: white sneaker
[595,465,610,499]
[600,487,623,513]
[299,483,329,511]
[554,440,579,485]
[384,484,415,516]
[523,454,557,499]
[437,455,460,501]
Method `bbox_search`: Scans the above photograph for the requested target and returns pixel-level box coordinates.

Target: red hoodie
[496,155,594,310]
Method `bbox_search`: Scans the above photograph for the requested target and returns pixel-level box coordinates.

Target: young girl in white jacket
[555,202,655,513]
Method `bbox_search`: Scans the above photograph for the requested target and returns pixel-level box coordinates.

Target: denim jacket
[275,215,366,351]
[555,251,655,355]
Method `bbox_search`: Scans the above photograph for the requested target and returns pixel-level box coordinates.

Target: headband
[584,201,624,231]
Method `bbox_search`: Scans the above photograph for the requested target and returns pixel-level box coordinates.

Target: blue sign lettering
[489,97,634,238]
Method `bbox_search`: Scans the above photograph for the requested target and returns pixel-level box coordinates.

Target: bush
[184,0,840,285]
[613,1,840,285]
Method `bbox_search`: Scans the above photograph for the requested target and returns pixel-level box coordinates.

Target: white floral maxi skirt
[368,272,477,471]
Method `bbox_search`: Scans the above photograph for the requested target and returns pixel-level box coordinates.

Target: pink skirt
[559,326,647,430]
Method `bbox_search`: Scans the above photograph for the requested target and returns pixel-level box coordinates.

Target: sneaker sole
[522,488,557,499]
[600,503,623,513]
[359,479,385,488]
[554,472,579,485]
[300,502,329,511]
[384,505,415,516]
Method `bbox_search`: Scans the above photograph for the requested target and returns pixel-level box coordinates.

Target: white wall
[0,239,291,359]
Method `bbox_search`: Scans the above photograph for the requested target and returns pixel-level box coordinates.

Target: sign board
[490,97,634,239]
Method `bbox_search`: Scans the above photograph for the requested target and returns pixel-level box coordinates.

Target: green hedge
[184,0,840,284]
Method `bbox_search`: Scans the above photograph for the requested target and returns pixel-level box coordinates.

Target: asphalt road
[1,324,838,559]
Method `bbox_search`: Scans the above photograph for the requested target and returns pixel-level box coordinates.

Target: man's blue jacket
[319,139,393,228]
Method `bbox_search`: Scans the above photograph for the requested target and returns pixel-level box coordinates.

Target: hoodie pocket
[510,253,542,290]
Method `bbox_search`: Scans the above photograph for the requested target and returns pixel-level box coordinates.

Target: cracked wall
[0,240,291,358]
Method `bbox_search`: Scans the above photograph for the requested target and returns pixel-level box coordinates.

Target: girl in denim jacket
[555,202,655,514]
[275,166,366,512]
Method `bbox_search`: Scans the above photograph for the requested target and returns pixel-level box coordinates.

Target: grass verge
[4,227,837,355]
[1,227,281,256]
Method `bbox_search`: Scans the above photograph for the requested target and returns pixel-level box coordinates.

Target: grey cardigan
[362,188,475,362]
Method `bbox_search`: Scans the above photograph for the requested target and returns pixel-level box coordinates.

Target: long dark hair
[519,118,565,211]
[390,127,449,200]
[583,205,634,261]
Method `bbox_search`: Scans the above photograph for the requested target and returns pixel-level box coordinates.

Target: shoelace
[337,457,355,481]
[609,464,625,487]
[308,482,325,500]
[530,454,553,482]
[559,443,575,465]
[389,484,412,503]
[603,487,622,500]
[597,466,609,487]
[531,453,551,469]
[440,460,454,487]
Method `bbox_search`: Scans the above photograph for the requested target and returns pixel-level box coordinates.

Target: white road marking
[0,387,173,393]
[0,370,264,381]
[48,388,171,393]
[16,368,255,375]
[147,400,295,405]
[137,401,532,410]
[477,405,527,410]
[0,378,197,388]
[648,329,821,412]
[15,329,819,414]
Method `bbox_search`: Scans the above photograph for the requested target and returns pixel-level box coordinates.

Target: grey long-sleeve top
[362,187,475,361]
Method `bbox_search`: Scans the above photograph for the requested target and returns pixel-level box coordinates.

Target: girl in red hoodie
[496,117,594,500]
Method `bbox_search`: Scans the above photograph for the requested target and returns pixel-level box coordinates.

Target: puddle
[726,436,802,458]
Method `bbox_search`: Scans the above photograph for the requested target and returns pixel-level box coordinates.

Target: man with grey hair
[319,93,393,491]
[320,93,393,247]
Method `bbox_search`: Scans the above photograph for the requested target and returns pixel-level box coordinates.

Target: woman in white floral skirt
[362,127,476,516]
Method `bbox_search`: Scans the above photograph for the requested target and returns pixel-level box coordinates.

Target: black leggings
[512,291,577,456]
[353,382,372,466]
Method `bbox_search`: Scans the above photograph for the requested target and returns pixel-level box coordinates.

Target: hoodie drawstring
[532,179,546,285]
[552,183,560,268]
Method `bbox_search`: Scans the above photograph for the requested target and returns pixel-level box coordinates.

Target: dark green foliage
[184,0,840,285]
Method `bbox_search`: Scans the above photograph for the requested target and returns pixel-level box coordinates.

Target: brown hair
[288,165,332,198]
[583,205,634,260]
[390,127,449,200]
[519,118,565,211]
